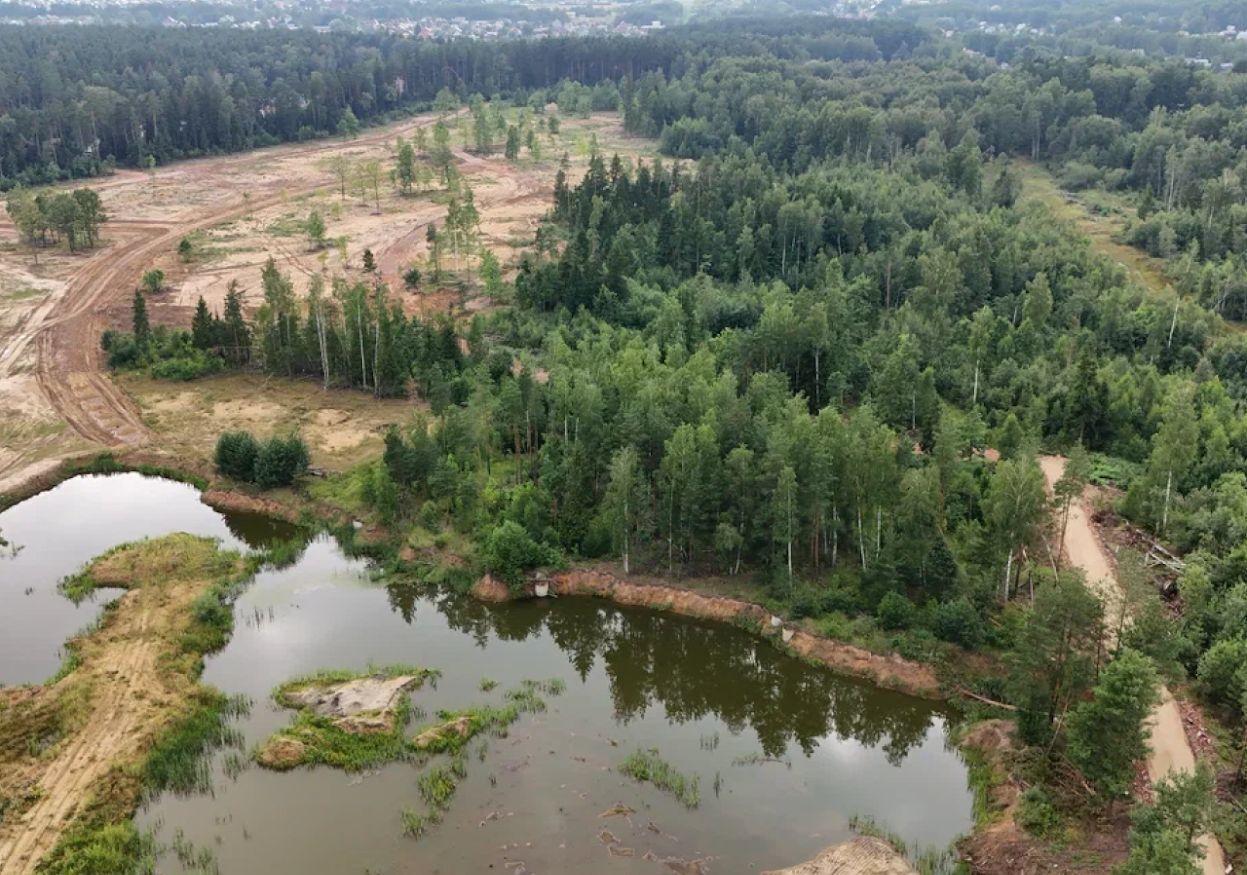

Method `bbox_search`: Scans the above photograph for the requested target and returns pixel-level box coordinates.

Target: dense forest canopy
[14,7,1247,867]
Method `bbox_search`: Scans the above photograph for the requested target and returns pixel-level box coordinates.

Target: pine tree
[132,290,150,351]
[396,141,416,194]
[1067,649,1160,803]
[221,280,250,366]
[191,296,216,351]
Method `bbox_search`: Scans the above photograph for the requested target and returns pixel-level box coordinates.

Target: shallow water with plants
[0,474,973,873]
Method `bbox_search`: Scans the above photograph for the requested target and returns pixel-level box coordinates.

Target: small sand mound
[762,837,917,875]
[285,675,418,720]
[411,715,474,751]
[310,408,351,427]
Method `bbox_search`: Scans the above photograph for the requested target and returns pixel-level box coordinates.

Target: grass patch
[37,822,158,875]
[618,748,700,809]
[142,689,249,798]
[410,704,521,754]
[259,708,412,771]
[265,214,306,237]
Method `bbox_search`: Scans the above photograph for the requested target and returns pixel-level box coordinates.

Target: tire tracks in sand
[0,538,235,874]
[0,113,458,486]
[1040,455,1226,875]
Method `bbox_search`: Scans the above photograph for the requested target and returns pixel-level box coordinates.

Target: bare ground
[0,109,653,494]
[1041,455,1226,875]
[0,535,247,874]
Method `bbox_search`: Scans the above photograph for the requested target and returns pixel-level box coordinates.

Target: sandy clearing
[1041,455,1226,875]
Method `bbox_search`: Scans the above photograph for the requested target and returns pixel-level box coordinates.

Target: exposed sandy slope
[0,535,243,874]
[472,568,944,698]
[761,837,917,875]
[1041,455,1225,875]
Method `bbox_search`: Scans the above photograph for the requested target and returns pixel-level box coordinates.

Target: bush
[1196,638,1247,712]
[148,350,220,381]
[102,332,140,368]
[1017,786,1065,839]
[931,596,986,648]
[215,431,259,481]
[876,591,915,630]
[253,435,310,489]
[479,520,557,589]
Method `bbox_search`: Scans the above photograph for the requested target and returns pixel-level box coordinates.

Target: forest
[11,8,1247,873]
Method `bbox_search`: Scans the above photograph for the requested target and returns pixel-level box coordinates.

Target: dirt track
[0,112,645,493]
[0,112,465,487]
[1041,455,1225,875]
[0,535,243,874]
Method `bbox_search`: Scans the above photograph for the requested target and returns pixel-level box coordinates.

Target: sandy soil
[0,535,246,874]
[761,836,917,875]
[121,371,415,470]
[1041,455,1226,875]
[0,108,654,495]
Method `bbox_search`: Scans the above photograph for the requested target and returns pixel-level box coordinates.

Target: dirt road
[0,535,244,874]
[1041,455,1226,875]
[0,113,458,487]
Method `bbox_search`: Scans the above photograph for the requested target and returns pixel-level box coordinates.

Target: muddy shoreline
[5,454,947,702]
[474,570,944,699]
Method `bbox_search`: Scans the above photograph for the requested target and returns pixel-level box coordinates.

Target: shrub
[876,591,915,630]
[931,596,985,648]
[101,331,140,368]
[253,435,310,489]
[1196,638,1247,712]
[1017,786,1064,839]
[215,431,259,481]
[148,350,220,381]
[478,520,557,589]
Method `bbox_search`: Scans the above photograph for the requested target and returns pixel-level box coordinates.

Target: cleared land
[1013,160,1175,299]
[0,109,653,492]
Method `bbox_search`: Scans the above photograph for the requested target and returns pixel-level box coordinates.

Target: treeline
[617,47,1247,319]
[4,187,106,252]
[0,16,926,187]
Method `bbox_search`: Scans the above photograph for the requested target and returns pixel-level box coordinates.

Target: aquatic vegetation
[618,748,701,809]
[258,664,435,771]
[479,678,498,692]
[731,752,791,768]
[143,691,249,797]
[401,807,433,839]
[410,705,520,755]
[849,816,961,875]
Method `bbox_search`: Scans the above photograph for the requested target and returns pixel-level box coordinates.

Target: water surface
[0,474,973,873]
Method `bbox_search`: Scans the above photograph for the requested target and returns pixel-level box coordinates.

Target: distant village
[0,0,673,37]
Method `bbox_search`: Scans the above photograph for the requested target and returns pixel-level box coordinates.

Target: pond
[0,474,973,873]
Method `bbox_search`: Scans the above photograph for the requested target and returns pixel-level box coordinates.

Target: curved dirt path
[0,113,458,486]
[1041,455,1225,875]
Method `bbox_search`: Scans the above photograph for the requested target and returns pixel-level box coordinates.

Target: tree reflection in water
[404,583,943,763]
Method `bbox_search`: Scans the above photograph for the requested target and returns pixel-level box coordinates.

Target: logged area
[0,109,650,486]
